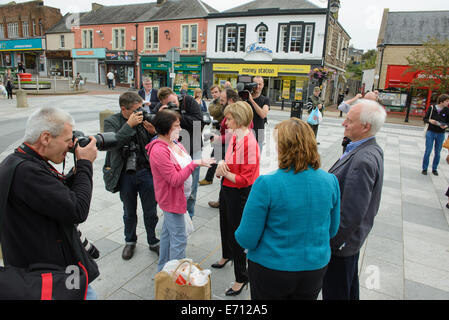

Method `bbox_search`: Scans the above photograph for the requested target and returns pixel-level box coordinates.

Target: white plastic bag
[162,259,211,287]
[184,213,194,237]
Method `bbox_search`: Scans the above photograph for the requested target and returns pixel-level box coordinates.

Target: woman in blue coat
[235,118,340,300]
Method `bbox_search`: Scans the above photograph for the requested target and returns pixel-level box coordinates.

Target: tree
[405,38,449,94]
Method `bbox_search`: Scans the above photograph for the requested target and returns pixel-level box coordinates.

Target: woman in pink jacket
[146,110,215,271]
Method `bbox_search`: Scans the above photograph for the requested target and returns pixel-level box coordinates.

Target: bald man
[338,92,380,152]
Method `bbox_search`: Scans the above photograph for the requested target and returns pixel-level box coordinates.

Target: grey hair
[142,77,152,84]
[357,99,386,136]
[23,107,75,144]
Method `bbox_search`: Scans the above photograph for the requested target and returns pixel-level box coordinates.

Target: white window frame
[22,21,29,38]
[60,34,65,48]
[257,25,267,45]
[289,25,302,52]
[303,24,313,53]
[336,33,342,61]
[144,26,159,51]
[0,25,4,39]
[226,26,237,52]
[328,29,334,55]
[238,26,246,52]
[112,28,126,50]
[8,23,19,38]
[181,24,198,51]
[82,29,93,48]
[217,26,224,52]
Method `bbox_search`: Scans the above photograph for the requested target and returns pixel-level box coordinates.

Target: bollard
[16,89,29,108]
[99,109,115,132]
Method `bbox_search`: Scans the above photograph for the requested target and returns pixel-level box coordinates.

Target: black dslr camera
[236,75,258,102]
[166,94,183,114]
[122,141,138,174]
[135,107,156,123]
[71,131,117,153]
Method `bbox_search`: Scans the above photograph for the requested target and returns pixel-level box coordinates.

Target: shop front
[211,63,311,104]
[72,48,106,84]
[380,64,438,116]
[140,56,202,95]
[0,38,46,75]
[105,51,135,87]
[46,50,72,78]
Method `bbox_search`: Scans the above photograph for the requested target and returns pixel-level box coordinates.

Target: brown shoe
[199,179,213,186]
[208,200,220,208]
[122,244,136,260]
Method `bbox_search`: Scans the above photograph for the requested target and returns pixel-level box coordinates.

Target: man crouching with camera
[103,92,159,260]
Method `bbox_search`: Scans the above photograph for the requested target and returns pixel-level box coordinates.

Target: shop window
[8,23,19,38]
[113,28,125,50]
[144,26,159,51]
[22,21,29,38]
[181,24,198,50]
[82,29,93,48]
[255,23,268,45]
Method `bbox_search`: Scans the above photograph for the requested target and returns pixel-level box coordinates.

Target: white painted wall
[206,14,326,62]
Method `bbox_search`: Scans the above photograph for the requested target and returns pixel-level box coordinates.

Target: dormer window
[255,23,268,44]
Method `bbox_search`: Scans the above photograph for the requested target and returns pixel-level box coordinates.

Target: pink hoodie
[146,139,198,214]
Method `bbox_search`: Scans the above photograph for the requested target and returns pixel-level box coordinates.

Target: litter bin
[290,101,303,119]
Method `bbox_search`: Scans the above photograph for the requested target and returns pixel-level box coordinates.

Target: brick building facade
[0,0,62,75]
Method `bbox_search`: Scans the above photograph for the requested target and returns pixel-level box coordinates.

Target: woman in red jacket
[216,101,260,296]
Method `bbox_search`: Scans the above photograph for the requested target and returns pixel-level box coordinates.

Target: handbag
[184,213,194,237]
[307,107,321,126]
[155,259,211,300]
[423,106,434,137]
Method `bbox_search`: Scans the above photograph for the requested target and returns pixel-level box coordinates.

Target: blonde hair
[223,101,253,128]
[275,118,320,173]
[181,82,188,90]
[194,88,203,99]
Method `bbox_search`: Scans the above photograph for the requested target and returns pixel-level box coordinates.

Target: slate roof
[45,12,89,34]
[78,0,218,25]
[224,0,320,13]
[384,11,449,45]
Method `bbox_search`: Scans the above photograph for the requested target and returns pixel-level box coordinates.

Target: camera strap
[16,143,66,182]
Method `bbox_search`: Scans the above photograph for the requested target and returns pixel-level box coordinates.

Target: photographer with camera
[245,76,269,151]
[0,107,100,299]
[155,87,203,219]
[103,92,159,261]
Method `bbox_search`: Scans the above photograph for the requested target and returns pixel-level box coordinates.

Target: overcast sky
[3,0,449,51]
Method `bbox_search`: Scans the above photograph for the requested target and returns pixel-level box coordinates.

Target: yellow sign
[213,63,311,77]
[295,79,304,101]
[282,80,290,100]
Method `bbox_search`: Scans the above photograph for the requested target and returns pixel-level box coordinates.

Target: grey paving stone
[364,234,403,267]
[402,202,449,232]
[405,280,449,300]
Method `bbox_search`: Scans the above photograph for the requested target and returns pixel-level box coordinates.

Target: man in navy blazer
[322,99,386,300]
[138,77,159,113]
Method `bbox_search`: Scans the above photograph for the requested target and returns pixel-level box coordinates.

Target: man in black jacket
[103,92,159,260]
[0,107,100,299]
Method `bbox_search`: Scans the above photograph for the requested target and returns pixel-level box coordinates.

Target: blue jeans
[157,211,187,272]
[85,285,97,300]
[119,169,159,246]
[422,130,445,171]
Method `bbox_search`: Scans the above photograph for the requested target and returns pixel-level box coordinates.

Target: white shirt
[168,144,193,199]
[107,72,114,80]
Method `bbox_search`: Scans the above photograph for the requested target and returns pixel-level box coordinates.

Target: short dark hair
[153,110,181,136]
[225,88,241,103]
[437,94,449,104]
[157,87,175,103]
[119,92,142,110]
